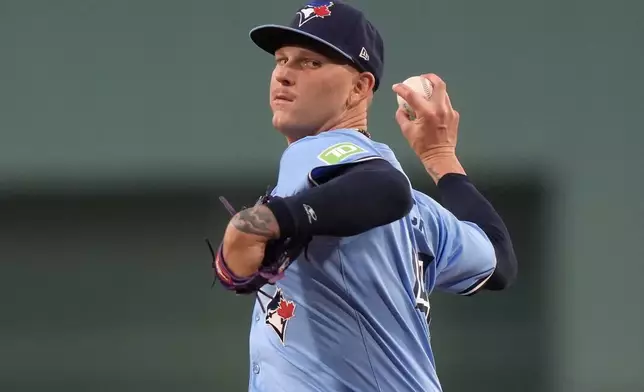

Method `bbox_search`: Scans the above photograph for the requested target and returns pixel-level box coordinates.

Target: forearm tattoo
[231,206,277,238]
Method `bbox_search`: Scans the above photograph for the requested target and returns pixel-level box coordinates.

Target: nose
[274,65,295,87]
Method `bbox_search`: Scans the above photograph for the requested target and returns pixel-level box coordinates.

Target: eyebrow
[277,50,352,68]
[276,49,322,58]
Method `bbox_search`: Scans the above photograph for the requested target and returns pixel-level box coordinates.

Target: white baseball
[396,76,433,120]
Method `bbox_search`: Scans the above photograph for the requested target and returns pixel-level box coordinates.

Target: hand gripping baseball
[392,74,466,183]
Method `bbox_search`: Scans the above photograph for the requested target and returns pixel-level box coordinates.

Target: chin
[271,113,291,133]
[271,111,322,140]
[272,113,299,135]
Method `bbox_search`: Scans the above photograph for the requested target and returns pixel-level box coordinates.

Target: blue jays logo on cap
[249,1,385,90]
[297,1,334,27]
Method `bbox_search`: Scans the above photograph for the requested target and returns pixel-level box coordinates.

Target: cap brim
[249,24,355,65]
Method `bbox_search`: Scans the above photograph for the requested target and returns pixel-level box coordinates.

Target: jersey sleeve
[414,190,497,296]
[281,131,385,187]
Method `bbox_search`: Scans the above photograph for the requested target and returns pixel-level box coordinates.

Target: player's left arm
[220,158,413,278]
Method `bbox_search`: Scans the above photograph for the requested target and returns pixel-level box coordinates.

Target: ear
[347,72,375,108]
[355,72,375,97]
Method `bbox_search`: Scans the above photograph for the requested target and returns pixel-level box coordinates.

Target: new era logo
[359,47,369,61]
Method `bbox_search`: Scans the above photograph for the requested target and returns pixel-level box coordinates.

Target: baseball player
[210,1,518,391]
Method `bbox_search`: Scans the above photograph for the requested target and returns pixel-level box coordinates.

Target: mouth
[272,92,295,103]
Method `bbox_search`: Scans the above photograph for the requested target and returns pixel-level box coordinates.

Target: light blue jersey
[248,129,496,392]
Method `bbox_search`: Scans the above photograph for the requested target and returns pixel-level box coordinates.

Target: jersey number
[412,251,431,323]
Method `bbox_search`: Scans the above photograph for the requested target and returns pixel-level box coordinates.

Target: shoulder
[280,129,383,167]
[275,130,403,195]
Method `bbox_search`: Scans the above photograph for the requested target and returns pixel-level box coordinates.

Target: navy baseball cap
[249,1,384,91]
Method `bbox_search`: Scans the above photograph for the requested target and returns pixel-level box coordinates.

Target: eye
[303,59,322,68]
[275,57,288,65]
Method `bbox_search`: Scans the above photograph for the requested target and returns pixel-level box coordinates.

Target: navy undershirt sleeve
[436,173,518,290]
[266,159,413,240]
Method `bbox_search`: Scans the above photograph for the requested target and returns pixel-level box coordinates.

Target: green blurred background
[1,0,641,391]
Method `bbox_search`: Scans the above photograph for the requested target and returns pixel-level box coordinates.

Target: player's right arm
[393,73,517,293]
[433,173,517,292]
[414,182,515,295]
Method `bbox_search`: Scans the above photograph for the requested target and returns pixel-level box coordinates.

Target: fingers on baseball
[423,75,448,107]
[421,73,446,93]
[422,75,458,121]
[394,74,458,123]
[395,106,411,126]
[392,83,427,113]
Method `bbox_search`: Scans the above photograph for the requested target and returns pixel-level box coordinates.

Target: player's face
[270,45,358,141]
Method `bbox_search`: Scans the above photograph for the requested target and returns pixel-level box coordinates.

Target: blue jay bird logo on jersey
[265,289,296,345]
[297,2,334,27]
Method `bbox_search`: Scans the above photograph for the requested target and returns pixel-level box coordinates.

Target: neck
[286,109,368,144]
[325,110,368,133]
